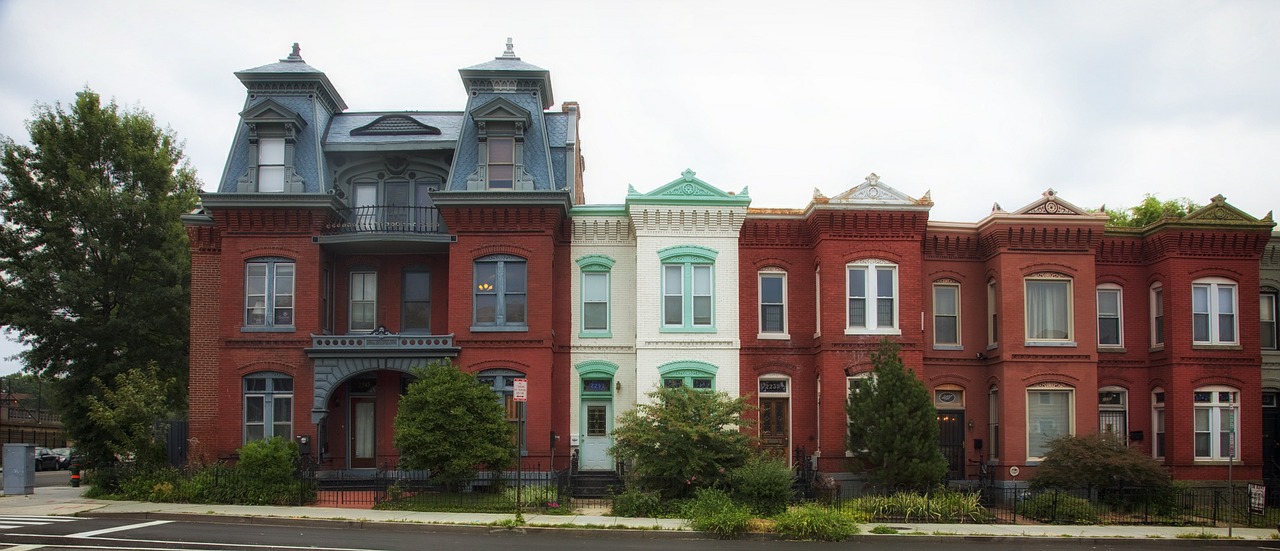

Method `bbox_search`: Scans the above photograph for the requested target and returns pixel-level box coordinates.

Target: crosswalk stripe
[0,516,80,522]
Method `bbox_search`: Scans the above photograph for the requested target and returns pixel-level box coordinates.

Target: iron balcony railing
[322,206,444,235]
[309,332,454,352]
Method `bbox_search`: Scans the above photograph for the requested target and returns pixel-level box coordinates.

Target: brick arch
[309,356,446,424]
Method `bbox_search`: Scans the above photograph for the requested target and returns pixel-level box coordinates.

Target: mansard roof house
[185,43,1277,490]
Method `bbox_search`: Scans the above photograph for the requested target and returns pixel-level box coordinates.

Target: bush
[682,488,753,539]
[726,454,794,517]
[502,483,559,509]
[773,504,861,541]
[1019,490,1099,524]
[844,489,988,523]
[611,487,664,518]
[1032,433,1170,495]
[231,438,306,505]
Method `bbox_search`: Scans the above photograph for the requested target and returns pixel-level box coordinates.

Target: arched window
[473,255,527,330]
[244,257,295,330]
[476,369,527,453]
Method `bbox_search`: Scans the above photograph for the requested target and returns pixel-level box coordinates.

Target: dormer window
[466,97,535,191]
[487,137,515,189]
[258,138,286,192]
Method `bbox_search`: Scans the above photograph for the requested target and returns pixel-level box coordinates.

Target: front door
[760,398,790,463]
[937,411,965,480]
[580,401,612,471]
[350,397,376,469]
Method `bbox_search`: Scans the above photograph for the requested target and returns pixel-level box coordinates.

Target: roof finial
[499,37,519,59]
[282,42,303,62]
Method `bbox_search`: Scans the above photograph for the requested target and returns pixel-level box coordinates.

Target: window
[1264,289,1278,350]
[476,370,526,453]
[659,361,717,391]
[1098,387,1127,444]
[474,255,527,329]
[348,176,440,233]
[1027,386,1073,460]
[258,137,285,192]
[847,260,897,333]
[814,267,822,337]
[244,373,292,442]
[402,270,430,333]
[845,373,873,456]
[933,281,960,346]
[1025,275,1072,343]
[987,279,998,346]
[245,259,295,328]
[759,270,788,337]
[988,387,999,459]
[1194,387,1239,460]
[1193,278,1237,344]
[487,137,515,189]
[1097,285,1122,347]
[658,246,717,331]
[350,271,377,332]
[582,272,610,333]
[1152,389,1166,459]
[1150,284,1164,347]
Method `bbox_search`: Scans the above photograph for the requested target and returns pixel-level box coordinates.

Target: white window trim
[814,267,822,338]
[1026,385,1074,462]
[758,269,789,339]
[1097,285,1123,349]
[1193,386,1239,461]
[933,281,961,349]
[244,259,295,330]
[1024,275,1074,346]
[1152,388,1166,460]
[1098,386,1128,444]
[1150,284,1165,349]
[1192,278,1238,345]
[1263,289,1279,351]
[988,386,999,460]
[257,137,286,193]
[845,259,899,335]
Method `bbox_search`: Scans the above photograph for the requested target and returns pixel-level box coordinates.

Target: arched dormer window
[237,99,306,193]
[466,97,535,191]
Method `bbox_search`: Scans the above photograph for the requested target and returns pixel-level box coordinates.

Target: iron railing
[322,206,444,235]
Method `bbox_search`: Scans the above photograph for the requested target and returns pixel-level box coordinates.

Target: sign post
[513,378,528,516]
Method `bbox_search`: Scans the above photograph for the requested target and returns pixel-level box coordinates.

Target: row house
[185,44,1276,487]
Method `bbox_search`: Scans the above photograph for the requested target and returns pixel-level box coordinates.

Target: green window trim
[575,361,618,398]
[578,255,614,338]
[657,361,717,390]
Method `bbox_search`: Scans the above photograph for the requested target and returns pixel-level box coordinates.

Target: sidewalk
[2,485,1277,541]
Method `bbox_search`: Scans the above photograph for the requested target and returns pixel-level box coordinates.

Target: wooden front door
[580,401,613,471]
[760,398,790,462]
[349,397,376,469]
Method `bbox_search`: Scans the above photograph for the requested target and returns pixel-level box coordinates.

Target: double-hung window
[474,255,527,329]
[1026,386,1073,460]
[988,387,999,459]
[933,281,960,347]
[244,373,292,442]
[1192,278,1237,345]
[1150,284,1164,348]
[1194,387,1239,460]
[257,137,286,192]
[759,270,788,338]
[1025,274,1072,343]
[245,258,295,329]
[1263,289,1279,350]
[847,260,897,334]
[577,255,614,336]
[1152,389,1166,459]
[402,269,430,333]
[487,137,515,189]
[658,246,717,331]
[477,370,526,453]
[350,271,377,332]
[987,279,998,346]
[1097,285,1122,348]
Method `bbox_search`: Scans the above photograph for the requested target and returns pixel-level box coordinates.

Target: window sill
[844,328,901,336]
[1097,346,1127,354]
[1149,345,1165,352]
[757,333,791,341]
[1193,458,1238,464]
[579,331,613,339]
[986,343,998,350]
[241,326,296,333]
[933,344,963,351]
[660,327,717,334]
[1024,340,1077,347]
[471,325,529,333]
[1191,344,1243,351]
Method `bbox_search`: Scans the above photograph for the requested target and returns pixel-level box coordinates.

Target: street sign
[1249,483,1266,515]
[513,378,528,402]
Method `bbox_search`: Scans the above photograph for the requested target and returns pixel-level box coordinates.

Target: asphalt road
[0,515,1264,551]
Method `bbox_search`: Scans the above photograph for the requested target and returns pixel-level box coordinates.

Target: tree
[392,361,515,487]
[1031,433,1170,492]
[610,386,753,498]
[1105,194,1200,227]
[85,363,179,467]
[846,338,948,490]
[0,89,199,466]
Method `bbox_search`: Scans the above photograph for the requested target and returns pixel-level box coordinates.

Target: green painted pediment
[627,169,751,207]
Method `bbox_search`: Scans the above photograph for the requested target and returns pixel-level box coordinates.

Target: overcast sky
[1,0,1278,375]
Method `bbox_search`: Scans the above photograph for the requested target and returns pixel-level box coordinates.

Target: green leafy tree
[1105,194,1200,227]
[85,363,179,467]
[1031,433,1170,492]
[0,89,198,466]
[846,338,948,490]
[610,386,753,498]
[392,361,515,488]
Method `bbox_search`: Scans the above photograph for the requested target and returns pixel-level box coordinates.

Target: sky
[1,0,1278,375]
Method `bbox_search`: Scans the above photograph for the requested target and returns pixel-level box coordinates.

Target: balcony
[305,330,459,359]
[314,206,455,253]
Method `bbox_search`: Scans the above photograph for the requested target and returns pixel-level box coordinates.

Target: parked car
[50,447,73,470]
[33,447,59,471]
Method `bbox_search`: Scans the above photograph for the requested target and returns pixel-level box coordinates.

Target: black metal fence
[307,468,572,512]
[957,486,1279,527]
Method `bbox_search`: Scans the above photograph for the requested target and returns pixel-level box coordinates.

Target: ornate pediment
[626,169,750,206]
[469,97,532,125]
[816,173,932,210]
[1182,194,1268,225]
[239,98,306,128]
[349,115,441,136]
[1012,189,1092,216]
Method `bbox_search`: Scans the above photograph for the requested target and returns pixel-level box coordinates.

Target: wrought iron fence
[323,206,443,235]
[306,468,571,512]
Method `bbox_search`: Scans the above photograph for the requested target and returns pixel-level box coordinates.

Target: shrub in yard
[844,488,988,523]
[611,487,664,518]
[726,454,794,517]
[682,488,753,539]
[503,484,559,508]
[773,503,861,541]
[1019,490,1099,524]
[230,437,307,505]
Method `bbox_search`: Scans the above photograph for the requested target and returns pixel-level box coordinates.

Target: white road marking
[0,545,42,551]
[66,520,171,538]
[0,517,78,522]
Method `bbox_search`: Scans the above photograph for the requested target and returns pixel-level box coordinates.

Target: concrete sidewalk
[2,485,1277,541]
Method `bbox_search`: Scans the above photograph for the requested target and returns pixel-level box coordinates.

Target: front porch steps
[569,471,622,498]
